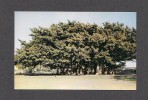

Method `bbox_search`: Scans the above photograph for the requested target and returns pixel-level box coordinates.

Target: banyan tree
[15,21,136,75]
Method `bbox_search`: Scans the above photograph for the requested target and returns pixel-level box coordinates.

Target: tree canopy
[15,21,136,75]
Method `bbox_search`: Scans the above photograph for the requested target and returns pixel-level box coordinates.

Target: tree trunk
[95,65,100,75]
[102,66,105,75]
[98,60,105,75]
[93,64,97,75]
[107,68,110,75]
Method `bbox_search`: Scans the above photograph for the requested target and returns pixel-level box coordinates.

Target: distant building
[114,60,136,75]
[125,60,136,68]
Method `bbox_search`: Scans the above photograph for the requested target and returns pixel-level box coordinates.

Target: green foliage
[15,21,136,74]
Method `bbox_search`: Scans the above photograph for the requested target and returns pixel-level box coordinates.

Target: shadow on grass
[15,73,81,76]
[15,73,55,76]
[114,74,136,81]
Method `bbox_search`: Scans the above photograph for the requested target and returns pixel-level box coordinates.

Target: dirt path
[14,75,136,90]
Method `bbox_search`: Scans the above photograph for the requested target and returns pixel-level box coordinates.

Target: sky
[15,12,136,67]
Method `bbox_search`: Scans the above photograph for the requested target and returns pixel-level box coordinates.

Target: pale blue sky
[15,12,136,67]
